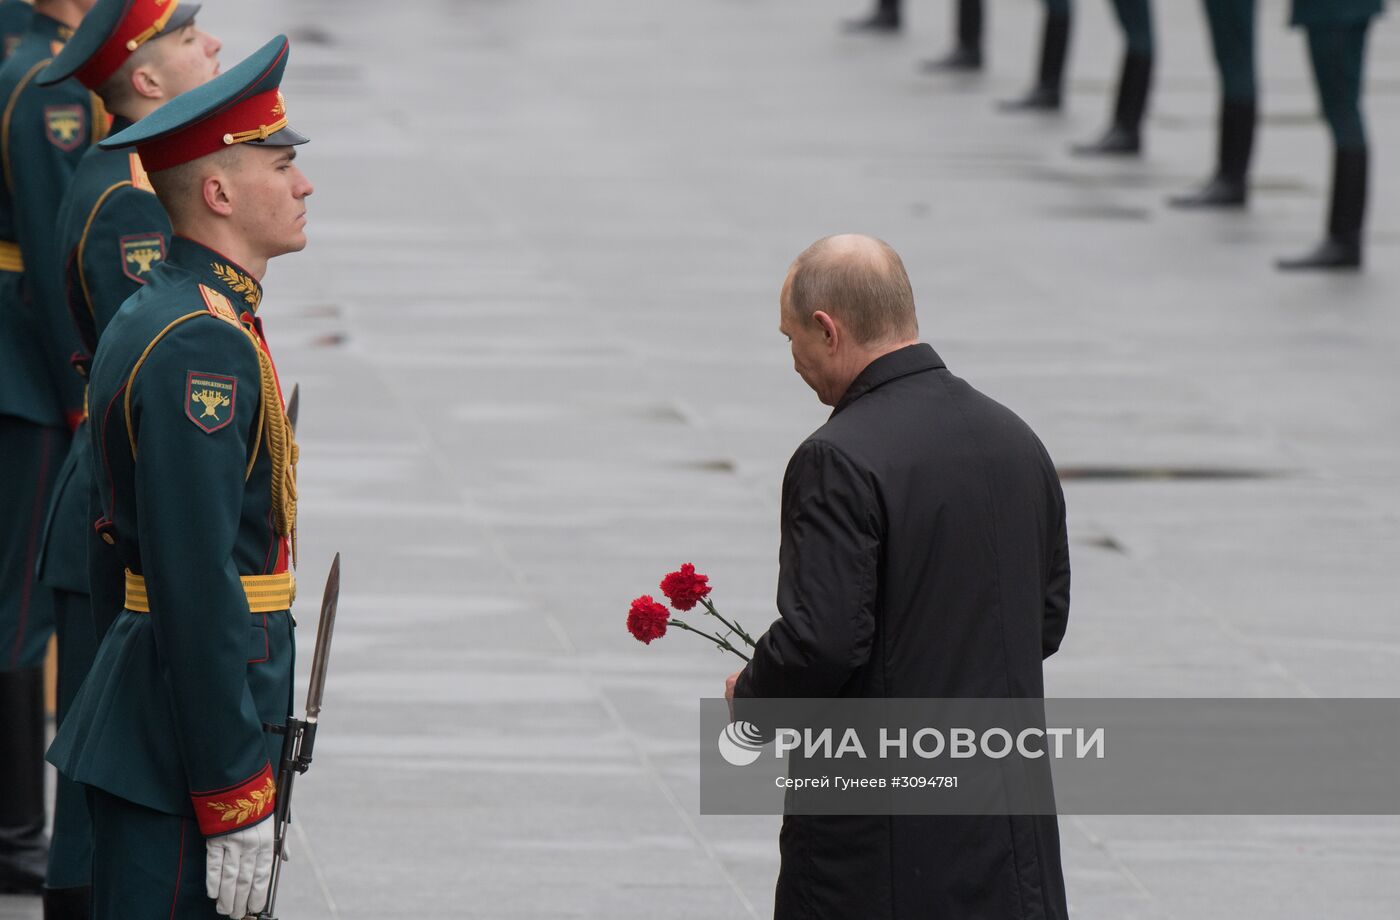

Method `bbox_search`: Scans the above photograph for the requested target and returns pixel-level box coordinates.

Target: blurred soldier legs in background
[41,591,95,916]
[922,0,984,71]
[1171,0,1257,208]
[1278,15,1375,270]
[844,0,901,33]
[1074,0,1154,155]
[0,421,61,896]
[1001,0,1072,111]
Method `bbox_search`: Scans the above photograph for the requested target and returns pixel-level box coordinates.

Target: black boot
[1170,99,1256,208]
[0,667,48,895]
[1074,51,1152,155]
[843,0,900,33]
[1000,11,1069,111]
[922,0,983,71]
[1278,147,1367,270]
[42,886,92,920]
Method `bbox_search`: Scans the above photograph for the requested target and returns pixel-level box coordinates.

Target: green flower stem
[670,618,751,662]
[699,598,757,648]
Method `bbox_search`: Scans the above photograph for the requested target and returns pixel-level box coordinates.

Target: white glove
[205,819,275,918]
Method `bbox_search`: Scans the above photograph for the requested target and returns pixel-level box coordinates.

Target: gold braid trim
[249,335,298,563]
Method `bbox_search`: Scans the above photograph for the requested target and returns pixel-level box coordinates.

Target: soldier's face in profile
[147,24,223,98]
[229,146,314,258]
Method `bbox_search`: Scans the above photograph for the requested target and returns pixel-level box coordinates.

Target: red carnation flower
[660,563,711,612]
[627,595,671,644]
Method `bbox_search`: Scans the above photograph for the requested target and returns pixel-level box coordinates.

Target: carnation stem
[699,598,757,648]
[670,618,751,662]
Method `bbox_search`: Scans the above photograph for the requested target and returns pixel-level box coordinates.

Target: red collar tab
[137,88,287,172]
[75,0,182,89]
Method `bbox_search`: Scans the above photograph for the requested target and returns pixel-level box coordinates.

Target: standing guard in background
[1000,0,1072,111]
[1277,0,1383,270]
[47,35,312,919]
[0,0,99,897]
[1073,0,1155,155]
[30,1,221,915]
[1171,0,1258,208]
[0,0,32,62]
[921,0,984,72]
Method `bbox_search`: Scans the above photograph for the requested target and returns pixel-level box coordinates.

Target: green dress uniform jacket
[0,11,104,429]
[37,121,170,597]
[36,120,167,892]
[0,11,104,670]
[49,236,297,837]
[0,0,31,62]
[1291,0,1383,25]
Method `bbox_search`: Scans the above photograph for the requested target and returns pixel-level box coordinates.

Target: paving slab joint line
[399,384,762,916]
[293,814,342,917]
[1067,814,1171,917]
[1157,572,1320,700]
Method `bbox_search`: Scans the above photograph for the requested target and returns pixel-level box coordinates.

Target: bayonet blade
[286,384,300,434]
[305,553,340,722]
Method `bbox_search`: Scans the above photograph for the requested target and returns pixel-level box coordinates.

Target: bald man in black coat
[729,235,1071,920]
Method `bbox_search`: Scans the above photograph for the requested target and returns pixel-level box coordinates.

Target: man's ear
[202,173,234,217]
[813,310,840,352]
[129,65,163,101]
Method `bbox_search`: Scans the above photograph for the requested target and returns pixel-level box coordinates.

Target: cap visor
[160,4,201,35]
[35,60,68,87]
[248,125,310,148]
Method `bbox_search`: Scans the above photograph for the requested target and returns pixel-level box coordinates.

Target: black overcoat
[735,343,1071,920]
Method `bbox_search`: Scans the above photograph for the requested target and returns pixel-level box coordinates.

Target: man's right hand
[205,819,275,918]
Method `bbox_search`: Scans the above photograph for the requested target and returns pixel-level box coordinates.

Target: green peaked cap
[38,0,202,88]
[100,34,307,170]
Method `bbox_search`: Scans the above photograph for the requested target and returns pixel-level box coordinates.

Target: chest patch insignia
[4,36,18,58]
[44,104,87,151]
[186,371,236,433]
[120,234,165,283]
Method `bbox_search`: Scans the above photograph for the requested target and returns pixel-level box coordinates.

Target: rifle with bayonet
[253,552,340,920]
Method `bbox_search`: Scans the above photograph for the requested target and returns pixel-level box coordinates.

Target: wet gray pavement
[6,0,1400,916]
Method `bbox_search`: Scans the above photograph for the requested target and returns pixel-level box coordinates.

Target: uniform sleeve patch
[44,104,87,152]
[119,234,165,283]
[199,284,241,326]
[186,371,237,433]
[128,152,153,192]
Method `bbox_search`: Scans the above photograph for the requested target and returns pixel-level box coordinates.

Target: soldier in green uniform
[1073,0,1155,155]
[1277,0,1384,270]
[30,1,221,914]
[48,34,311,919]
[0,0,33,62]
[1000,0,1153,148]
[1171,0,1258,208]
[0,0,99,897]
[921,1,985,72]
[843,0,985,71]
[1000,0,1072,111]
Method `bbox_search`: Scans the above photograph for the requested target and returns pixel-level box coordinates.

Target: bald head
[784,234,918,348]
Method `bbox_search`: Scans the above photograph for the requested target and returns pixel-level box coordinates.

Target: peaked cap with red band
[38,0,202,89]
[99,34,307,173]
